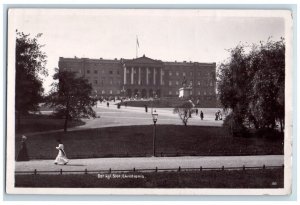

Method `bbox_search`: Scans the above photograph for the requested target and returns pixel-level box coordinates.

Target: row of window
[86,70,120,75]
[86,69,212,77]
[95,90,120,95]
[168,80,214,87]
[88,78,121,85]
[168,90,214,95]
[168,71,210,77]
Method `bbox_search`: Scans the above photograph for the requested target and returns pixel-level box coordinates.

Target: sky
[9,9,287,93]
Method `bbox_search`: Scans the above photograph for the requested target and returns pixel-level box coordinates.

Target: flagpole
[136,41,138,58]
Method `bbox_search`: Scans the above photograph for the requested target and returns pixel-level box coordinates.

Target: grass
[119,98,217,108]
[15,125,283,159]
[16,114,85,134]
[15,168,284,188]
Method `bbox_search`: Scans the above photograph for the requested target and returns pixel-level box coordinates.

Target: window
[169,91,172,95]
[94,70,98,74]
[161,71,165,75]
[176,71,179,76]
[169,71,172,76]
[198,91,201,95]
[169,81,172,86]
[87,70,90,74]
[109,71,113,75]
[117,90,120,94]
[183,72,186,76]
[175,81,179,85]
[102,90,105,94]
[197,81,201,86]
[110,90,113,94]
[204,91,207,95]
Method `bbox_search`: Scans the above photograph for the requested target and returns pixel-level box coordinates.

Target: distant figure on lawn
[16,135,29,161]
[200,111,204,120]
[218,110,223,120]
[195,109,198,115]
[107,102,109,107]
[215,110,223,120]
[144,105,148,112]
[54,139,69,165]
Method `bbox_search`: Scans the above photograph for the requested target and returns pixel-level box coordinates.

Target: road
[15,155,284,173]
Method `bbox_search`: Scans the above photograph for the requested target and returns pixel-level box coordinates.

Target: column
[146,67,149,85]
[131,67,134,85]
[124,66,127,85]
[160,68,163,85]
[153,68,156,85]
[138,67,141,85]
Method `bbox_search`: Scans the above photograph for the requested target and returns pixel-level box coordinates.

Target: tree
[217,38,285,135]
[173,100,194,126]
[248,39,285,131]
[46,69,97,132]
[15,31,48,130]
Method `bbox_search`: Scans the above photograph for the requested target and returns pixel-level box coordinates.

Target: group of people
[194,109,204,120]
[215,110,223,121]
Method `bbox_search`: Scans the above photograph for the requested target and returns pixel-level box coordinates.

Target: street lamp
[152,110,158,157]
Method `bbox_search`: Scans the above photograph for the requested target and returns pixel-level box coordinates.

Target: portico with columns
[121,55,164,98]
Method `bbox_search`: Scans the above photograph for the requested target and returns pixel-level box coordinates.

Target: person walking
[54,139,69,165]
[107,102,109,107]
[16,135,29,161]
[196,109,198,115]
[200,111,204,120]
[215,111,219,121]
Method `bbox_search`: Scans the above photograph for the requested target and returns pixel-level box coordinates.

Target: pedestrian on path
[16,135,29,161]
[54,139,69,165]
[200,111,204,120]
[107,102,109,107]
[195,109,198,115]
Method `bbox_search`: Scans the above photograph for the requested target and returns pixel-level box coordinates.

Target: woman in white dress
[54,139,69,165]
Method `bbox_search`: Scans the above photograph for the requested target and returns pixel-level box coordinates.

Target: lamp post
[152,110,158,157]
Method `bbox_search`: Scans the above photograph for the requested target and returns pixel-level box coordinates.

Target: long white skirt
[54,150,69,164]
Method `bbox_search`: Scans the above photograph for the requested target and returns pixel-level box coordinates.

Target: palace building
[58,55,217,107]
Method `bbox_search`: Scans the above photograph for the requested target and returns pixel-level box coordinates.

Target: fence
[15,164,284,175]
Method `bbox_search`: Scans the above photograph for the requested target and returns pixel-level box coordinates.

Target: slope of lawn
[15,125,284,159]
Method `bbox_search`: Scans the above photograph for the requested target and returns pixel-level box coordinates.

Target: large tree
[217,38,285,134]
[15,31,48,130]
[46,69,97,132]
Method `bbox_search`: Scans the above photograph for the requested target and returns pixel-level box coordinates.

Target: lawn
[15,168,283,188]
[119,98,217,108]
[15,114,85,135]
[16,125,283,160]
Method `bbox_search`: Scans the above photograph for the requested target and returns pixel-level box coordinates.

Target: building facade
[59,55,217,106]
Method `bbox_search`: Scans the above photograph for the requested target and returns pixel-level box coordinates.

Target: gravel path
[15,155,284,173]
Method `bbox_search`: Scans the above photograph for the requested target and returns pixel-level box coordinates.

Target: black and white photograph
[6,8,293,195]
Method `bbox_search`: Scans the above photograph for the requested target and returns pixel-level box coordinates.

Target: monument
[179,77,192,98]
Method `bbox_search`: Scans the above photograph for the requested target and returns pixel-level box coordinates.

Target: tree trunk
[17,111,21,131]
[280,118,284,133]
[64,114,69,132]
[64,102,70,132]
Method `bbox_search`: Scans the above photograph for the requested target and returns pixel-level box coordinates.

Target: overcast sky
[9,9,287,93]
